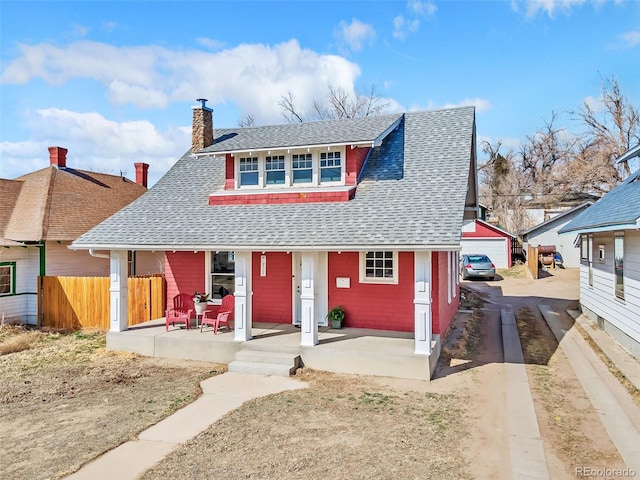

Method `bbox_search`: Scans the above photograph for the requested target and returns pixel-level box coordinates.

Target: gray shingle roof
[73,107,476,250]
[559,169,640,234]
[200,113,404,153]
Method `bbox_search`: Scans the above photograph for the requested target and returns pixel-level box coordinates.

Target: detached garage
[461,219,515,269]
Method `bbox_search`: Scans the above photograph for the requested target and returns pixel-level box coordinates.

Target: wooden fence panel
[39,275,166,330]
[527,245,539,279]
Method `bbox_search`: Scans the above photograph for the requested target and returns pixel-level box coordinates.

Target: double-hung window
[359,251,398,284]
[239,157,259,186]
[292,154,313,184]
[211,252,235,300]
[0,262,16,296]
[614,233,624,301]
[320,152,341,183]
[265,155,285,185]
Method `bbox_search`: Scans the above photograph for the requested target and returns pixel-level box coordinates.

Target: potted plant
[192,291,210,314]
[327,305,345,329]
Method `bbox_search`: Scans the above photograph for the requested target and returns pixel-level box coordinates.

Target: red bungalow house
[72,100,479,378]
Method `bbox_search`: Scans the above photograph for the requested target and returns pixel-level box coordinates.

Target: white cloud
[440,98,492,113]
[511,0,588,18]
[393,1,436,40]
[0,109,189,186]
[335,19,376,52]
[0,39,360,124]
[620,30,640,47]
[107,80,169,109]
[196,37,226,50]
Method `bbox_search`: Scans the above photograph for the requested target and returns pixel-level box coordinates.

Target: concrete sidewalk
[501,305,551,480]
[66,373,307,480]
[540,305,640,472]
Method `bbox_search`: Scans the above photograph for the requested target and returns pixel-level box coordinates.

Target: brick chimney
[192,98,213,152]
[134,162,149,188]
[48,146,68,168]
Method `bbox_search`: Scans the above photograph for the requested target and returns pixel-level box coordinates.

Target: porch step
[228,349,301,376]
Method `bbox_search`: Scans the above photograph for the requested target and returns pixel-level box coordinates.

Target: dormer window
[265,155,285,185]
[232,147,347,190]
[292,153,313,184]
[239,157,259,186]
[320,152,341,183]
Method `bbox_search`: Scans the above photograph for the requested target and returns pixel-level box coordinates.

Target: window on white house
[0,262,16,296]
[598,245,605,263]
[614,233,624,301]
[292,154,313,184]
[320,152,341,183]
[359,251,398,284]
[210,251,235,300]
[588,235,593,287]
[265,155,285,185]
[239,157,259,186]
[580,235,588,261]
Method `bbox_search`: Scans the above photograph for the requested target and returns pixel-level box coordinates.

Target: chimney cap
[194,98,213,112]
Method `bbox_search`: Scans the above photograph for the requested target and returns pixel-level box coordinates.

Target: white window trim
[0,262,16,296]
[614,232,624,302]
[234,147,346,190]
[359,251,399,284]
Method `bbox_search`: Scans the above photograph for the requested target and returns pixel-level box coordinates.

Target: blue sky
[1,0,639,186]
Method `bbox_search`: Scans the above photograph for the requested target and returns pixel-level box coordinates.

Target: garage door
[460,238,509,269]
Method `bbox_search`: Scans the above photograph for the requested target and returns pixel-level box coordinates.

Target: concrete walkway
[501,305,551,480]
[66,373,307,480]
[540,305,640,472]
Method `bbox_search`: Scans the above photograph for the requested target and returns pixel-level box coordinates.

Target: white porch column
[300,251,318,346]
[234,251,252,342]
[109,250,128,332]
[414,251,432,355]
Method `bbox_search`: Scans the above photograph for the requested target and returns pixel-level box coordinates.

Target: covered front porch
[107,319,441,380]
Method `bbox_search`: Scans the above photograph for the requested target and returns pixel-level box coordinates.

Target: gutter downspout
[89,249,110,259]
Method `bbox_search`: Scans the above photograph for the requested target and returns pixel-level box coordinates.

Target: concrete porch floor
[107,319,439,380]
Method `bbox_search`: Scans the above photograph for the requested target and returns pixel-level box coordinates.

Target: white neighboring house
[559,144,640,359]
[521,202,593,269]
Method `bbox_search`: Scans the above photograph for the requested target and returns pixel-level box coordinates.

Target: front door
[292,252,328,327]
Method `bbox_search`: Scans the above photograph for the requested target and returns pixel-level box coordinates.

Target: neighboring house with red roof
[72,101,479,378]
[0,147,163,325]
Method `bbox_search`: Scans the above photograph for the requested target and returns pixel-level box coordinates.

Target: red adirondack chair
[200,294,235,334]
[165,293,193,331]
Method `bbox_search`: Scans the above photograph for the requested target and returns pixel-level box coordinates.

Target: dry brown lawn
[0,325,221,480]
[1,324,475,480]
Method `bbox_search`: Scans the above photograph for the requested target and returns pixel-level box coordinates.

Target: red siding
[431,252,459,335]
[165,252,205,308]
[209,188,355,205]
[251,252,292,323]
[462,220,511,239]
[345,146,370,185]
[224,154,234,189]
[328,252,414,331]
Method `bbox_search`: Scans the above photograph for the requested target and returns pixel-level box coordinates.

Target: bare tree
[519,112,577,197]
[570,75,640,186]
[479,140,534,235]
[237,114,256,128]
[279,84,390,122]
